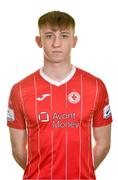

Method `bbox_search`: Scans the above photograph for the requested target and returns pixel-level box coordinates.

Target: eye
[46,34,54,39]
[61,34,69,39]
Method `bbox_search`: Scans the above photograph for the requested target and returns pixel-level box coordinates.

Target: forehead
[40,24,74,34]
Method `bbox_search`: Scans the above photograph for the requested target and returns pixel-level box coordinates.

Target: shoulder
[10,69,40,96]
[19,69,39,86]
[75,66,105,87]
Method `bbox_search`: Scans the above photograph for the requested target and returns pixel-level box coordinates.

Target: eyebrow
[60,31,70,34]
[44,31,70,34]
[44,32,54,34]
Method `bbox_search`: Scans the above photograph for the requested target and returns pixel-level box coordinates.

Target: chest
[22,80,96,130]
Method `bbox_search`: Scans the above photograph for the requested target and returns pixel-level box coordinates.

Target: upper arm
[9,128,27,154]
[93,79,112,127]
[93,124,112,147]
[7,84,26,129]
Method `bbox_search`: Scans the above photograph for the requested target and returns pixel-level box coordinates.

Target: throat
[42,64,73,82]
[40,65,76,86]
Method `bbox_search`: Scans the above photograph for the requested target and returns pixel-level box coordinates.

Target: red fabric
[7,67,112,179]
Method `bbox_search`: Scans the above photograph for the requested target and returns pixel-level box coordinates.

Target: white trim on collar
[40,65,76,86]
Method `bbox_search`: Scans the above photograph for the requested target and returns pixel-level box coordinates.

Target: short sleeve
[7,83,26,129]
[93,79,112,127]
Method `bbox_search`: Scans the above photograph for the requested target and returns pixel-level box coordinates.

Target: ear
[72,36,78,48]
[35,36,42,48]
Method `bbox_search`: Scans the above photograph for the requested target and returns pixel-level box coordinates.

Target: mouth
[52,51,63,53]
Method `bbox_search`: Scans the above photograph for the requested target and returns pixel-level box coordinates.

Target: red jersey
[7,66,112,180]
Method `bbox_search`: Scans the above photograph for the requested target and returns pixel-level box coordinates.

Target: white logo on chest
[37,94,50,101]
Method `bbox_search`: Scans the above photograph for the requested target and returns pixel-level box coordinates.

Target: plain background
[0,0,118,179]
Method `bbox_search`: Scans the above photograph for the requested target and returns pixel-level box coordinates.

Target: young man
[7,11,112,180]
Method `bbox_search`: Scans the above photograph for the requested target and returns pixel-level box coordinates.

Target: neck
[42,60,73,82]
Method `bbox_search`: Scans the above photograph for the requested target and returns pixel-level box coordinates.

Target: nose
[52,36,61,47]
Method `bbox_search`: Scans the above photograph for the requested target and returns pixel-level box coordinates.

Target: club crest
[68,91,80,104]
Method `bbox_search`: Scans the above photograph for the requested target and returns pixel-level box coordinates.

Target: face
[36,25,77,63]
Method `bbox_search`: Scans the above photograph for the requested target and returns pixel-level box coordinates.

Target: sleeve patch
[103,104,111,119]
[7,107,15,121]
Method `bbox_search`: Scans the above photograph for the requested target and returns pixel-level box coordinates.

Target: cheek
[42,43,51,51]
[43,46,52,56]
[63,43,72,53]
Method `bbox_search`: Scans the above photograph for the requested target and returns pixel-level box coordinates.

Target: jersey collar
[39,65,76,86]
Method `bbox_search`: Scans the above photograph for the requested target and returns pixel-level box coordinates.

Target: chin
[51,60,63,64]
[47,57,64,63]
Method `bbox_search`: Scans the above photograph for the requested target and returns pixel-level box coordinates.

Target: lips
[52,51,63,53]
